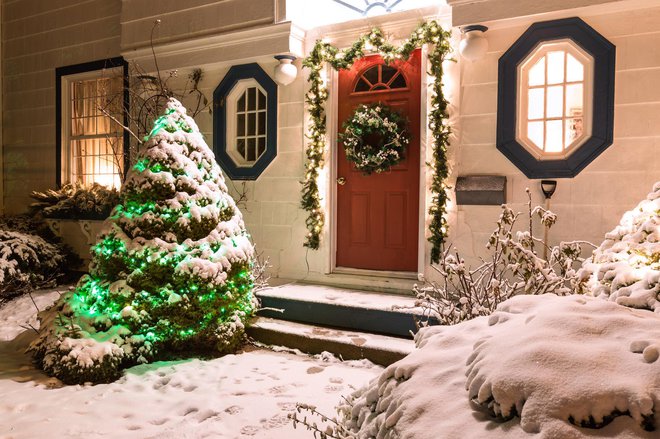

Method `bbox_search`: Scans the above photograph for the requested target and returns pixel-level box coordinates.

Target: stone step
[247,317,414,366]
[255,282,437,338]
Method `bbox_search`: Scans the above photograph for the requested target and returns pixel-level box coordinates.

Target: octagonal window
[517,40,594,159]
[213,63,277,180]
[497,17,615,179]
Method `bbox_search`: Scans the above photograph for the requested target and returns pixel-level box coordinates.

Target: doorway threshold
[333,266,418,280]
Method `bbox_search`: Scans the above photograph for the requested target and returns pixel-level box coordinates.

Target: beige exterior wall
[450,1,660,267]
[120,0,275,51]
[2,0,122,213]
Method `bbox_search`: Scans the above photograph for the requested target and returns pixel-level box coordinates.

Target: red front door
[336,49,421,272]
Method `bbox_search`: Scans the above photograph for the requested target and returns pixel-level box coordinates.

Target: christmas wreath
[339,103,409,175]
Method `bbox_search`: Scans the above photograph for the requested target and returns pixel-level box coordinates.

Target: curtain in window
[70,76,122,188]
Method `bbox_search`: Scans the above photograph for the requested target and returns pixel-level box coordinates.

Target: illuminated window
[517,40,593,158]
[497,18,615,179]
[57,58,127,188]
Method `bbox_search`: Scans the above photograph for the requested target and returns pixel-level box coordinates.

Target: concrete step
[255,282,437,338]
[247,317,414,366]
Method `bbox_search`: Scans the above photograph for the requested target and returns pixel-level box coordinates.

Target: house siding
[451,3,660,267]
[1,0,122,214]
[120,0,275,51]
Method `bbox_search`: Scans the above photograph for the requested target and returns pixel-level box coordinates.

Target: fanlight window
[517,40,593,158]
[354,64,407,93]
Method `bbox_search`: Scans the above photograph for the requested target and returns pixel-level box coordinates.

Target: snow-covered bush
[301,294,660,438]
[30,99,256,384]
[414,189,592,324]
[465,295,659,433]
[579,182,659,311]
[0,229,67,304]
[30,183,120,220]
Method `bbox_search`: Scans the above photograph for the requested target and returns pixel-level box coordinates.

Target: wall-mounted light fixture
[541,180,557,199]
[540,180,557,260]
[459,25,489,61]
[274,55,298,86]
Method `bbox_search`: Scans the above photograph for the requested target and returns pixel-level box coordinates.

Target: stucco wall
[2,0,122,213]
[450,4,660,266]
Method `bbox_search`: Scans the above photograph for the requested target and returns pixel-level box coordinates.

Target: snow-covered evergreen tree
[579,181,660,311]
[30,98,255,384]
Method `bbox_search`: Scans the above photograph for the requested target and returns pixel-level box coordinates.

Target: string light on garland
[301,21,452,262]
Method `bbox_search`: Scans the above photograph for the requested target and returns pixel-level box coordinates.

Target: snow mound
[467,294,660,433]
[579,181,660,311]
[337,294,660,438]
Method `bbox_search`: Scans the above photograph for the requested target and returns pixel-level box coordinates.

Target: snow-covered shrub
[30,183,120,220]
[414,189,593,324]
[579,181,660,311]
[0,229,67,304]
[30,99,256,384]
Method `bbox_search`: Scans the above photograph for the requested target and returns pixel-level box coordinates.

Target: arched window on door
[354,64,407,93]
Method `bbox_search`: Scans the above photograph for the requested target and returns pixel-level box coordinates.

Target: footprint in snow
[224,405,243,415]
[240,425,260,436]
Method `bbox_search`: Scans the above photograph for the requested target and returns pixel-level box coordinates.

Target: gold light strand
[301,21,452,262]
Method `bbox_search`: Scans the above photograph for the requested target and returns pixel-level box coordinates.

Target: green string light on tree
[29,99,257,384]
[301,21,452,263]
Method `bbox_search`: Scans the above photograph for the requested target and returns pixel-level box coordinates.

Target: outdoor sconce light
[459,25,489,61]
[274,55,298,86]
[540,180,557,260]
[541,180,557,199]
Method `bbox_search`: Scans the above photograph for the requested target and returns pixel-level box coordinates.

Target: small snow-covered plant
[30,183,120,220]
[0,229,67,304]
[289,403,355,439]
[415,189,594,325]
[30,99,256,384]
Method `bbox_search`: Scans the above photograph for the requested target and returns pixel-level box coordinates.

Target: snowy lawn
[0,288,381,438]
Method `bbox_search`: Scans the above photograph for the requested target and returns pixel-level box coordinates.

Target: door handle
[337,177,346,186]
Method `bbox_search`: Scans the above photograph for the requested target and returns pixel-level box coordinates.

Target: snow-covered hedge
[30,183,120,220]
[0,229,67,304]
[30,99,256,384]
[325,294,659,438]
[579,182,660,311]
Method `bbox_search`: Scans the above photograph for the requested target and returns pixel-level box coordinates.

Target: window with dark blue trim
[213,63,278,180]
[56,57,129,188]
[497,17,615,178]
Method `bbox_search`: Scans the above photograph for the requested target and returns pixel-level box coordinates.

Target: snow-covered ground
[0,288,381,439]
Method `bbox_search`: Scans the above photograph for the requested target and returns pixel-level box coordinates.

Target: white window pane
[566,117,584,146]
[546,85,564,118]
[545,120,563,152]
[566,53,584,82]
[528,57,545,86]
[547,51,565,85]
[528,88,545,120]
[565,84,583,117]
[528,121,544,150]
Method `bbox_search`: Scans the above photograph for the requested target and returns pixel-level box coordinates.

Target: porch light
[541,180,557,199]
[459,25,488,61]
[274,55,298,86]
